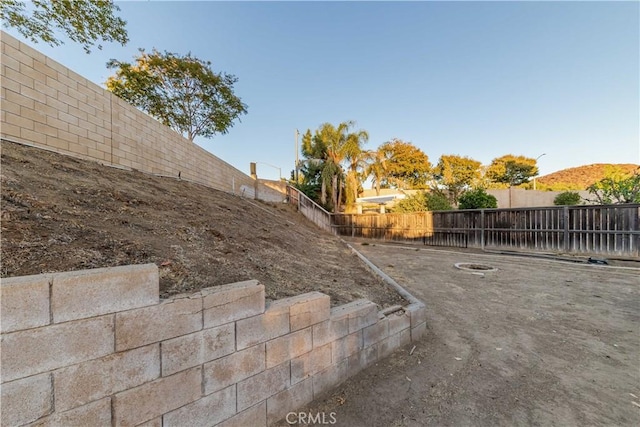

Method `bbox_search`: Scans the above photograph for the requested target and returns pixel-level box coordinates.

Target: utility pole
[295,129,300,183]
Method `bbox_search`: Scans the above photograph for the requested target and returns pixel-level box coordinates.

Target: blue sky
[4,1,639,181]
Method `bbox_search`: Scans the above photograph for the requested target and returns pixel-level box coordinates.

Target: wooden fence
[286,186,639,256]
[333,204,640,257]
[332,212,432,242]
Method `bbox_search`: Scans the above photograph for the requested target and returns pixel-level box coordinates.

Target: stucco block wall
[0,31,283,203]
[487,188,592,208]
[0,264,426,426]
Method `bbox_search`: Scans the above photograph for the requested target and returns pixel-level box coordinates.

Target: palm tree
[315,121,368,212]
[344,129,369,207]
[365,147,391,196]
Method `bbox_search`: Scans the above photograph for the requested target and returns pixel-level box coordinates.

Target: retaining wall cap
[1,272,53,286]
[268,291,329,308]
[51,263,158,279]
[198,279,261,297]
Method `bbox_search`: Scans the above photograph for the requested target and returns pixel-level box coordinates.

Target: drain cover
[454,263,497,272]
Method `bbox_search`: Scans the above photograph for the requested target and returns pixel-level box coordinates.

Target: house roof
[356,194,406,204]
[360,188,404,198]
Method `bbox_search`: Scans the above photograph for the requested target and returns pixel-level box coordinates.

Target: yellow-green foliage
[392,191,451,212]
[486,154,538,187]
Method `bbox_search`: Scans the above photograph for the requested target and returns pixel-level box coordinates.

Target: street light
[533,153,546,191]
[295,129,300,183]
[255,162,282,180]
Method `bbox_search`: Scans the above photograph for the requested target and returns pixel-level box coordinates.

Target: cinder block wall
[0,31,283,203]
[1,264,426,426]
[487,188,592,208]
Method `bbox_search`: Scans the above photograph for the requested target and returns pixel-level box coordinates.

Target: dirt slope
[0,141,405,308]
[537,163,638,189]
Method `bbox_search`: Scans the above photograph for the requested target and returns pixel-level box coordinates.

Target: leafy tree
[392,191,452,213]
[301,129,325,163]
[587,167,640,204]
[433,155,482,204]
[1,0,128,53]
[486,155,538,187]
[379,139,431,189]
[106,49,248,141]
[458,188,498,209]
[295,130,325,201]
[553,191,582,206]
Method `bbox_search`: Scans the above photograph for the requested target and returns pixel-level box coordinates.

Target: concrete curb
[341,239,423,306]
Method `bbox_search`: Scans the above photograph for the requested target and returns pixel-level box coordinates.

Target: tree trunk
[351,173,358,205]
[337,177,343,213]
[332,175,338,212]
[321,180,327,205]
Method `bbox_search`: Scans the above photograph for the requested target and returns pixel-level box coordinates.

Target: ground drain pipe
[343,240,422,306]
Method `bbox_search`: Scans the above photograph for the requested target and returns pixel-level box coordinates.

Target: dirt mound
[1,141,405,308]
[537,163,638,190]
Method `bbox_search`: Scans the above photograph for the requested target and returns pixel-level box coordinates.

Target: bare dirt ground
[0,141,405,308]
[281,242,640,426]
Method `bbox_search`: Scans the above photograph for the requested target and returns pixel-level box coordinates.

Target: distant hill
[537,164,639,190]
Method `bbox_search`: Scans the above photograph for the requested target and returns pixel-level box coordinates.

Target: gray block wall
[1,264,426,426]
[0,31,284,203]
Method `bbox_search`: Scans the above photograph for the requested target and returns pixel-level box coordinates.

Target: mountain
[536,163,639,190]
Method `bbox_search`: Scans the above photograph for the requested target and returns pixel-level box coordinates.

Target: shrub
[553,191,582,206]
[458,188,498,209]
[425,192,453,211]
[392,192,426,213]
[392,191,452,213]
[587,168,640,204]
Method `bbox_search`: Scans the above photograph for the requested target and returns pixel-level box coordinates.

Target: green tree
[587,167,640,204]
[433,155,482,204]
[295,130,325,201]
[1,0,128,53]
[106,49,248,141]
[299,121,368,211]
[458,188,498,209]
[392,191,452,213]
[486,155,538,187]
[379,139,431,189]
[553,191,582,206]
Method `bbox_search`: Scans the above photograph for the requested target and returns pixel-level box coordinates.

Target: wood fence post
[563,206,570,252]
[352,215,355,238]
[480,209,485,250]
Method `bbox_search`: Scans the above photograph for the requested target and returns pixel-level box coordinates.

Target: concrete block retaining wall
[1,264,426,426]
[0,31,283,203]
